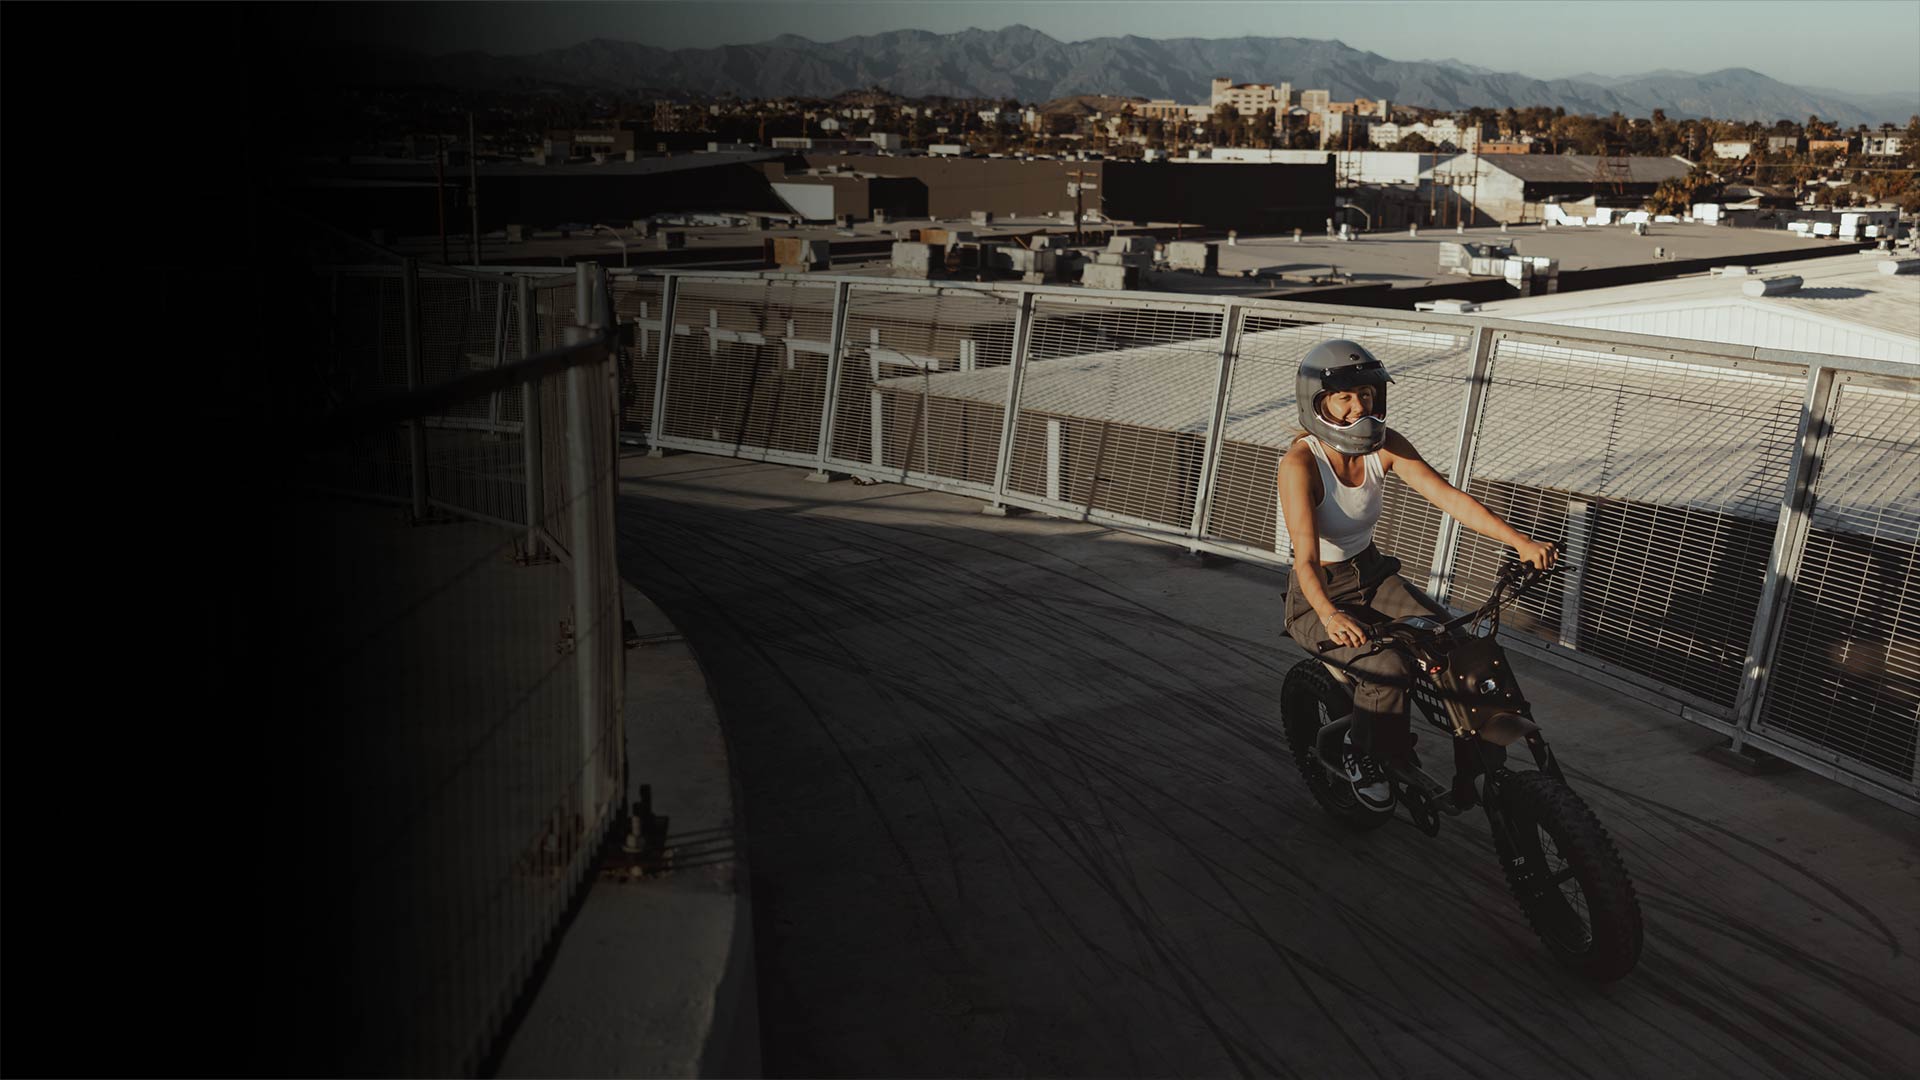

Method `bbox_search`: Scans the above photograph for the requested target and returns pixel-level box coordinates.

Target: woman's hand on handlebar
[1319,611,1370,650]
[1514,537,1559,571]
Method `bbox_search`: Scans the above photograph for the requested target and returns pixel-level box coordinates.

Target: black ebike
[1280,558,1645,982]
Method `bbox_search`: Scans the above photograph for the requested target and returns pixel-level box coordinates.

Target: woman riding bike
[1279,340,1557,813]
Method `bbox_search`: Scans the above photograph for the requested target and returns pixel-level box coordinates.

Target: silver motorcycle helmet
[1297,339,1394,455]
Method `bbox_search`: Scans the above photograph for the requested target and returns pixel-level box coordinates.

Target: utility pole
[1428,154,1437,225]
[468,112,481,265]
[435,132,450,264]
[1469,140,1481,228]
[1066,169,1096,245]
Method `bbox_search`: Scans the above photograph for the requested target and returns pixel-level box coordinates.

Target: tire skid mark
[1642,899,1920,1062]
[741,538,1282,1076]
[1635,914,1889,1076]
[941,691,1624,1077]
[1157,867,1502,1079]
[1047,704,1301,1078]
[620,522,966,961]
[932,700,1288,1076]
[1184,856,1401,1080]
[938,724,1274,1076]
[1566,770,1902,956]
[640,508,1294,791]
[646,501,1292,744]
[615,478,1917,1079]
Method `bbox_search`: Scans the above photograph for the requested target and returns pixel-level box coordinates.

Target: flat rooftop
[1209,223,1869,289]
[302,151,790,181]
[374,219,1874,299]
[382,215,1124,268]
[1474,251,1920,362]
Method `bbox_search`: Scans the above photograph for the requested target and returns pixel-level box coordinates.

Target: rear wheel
[1281,660,1391,832]
[1496,771,1643,981]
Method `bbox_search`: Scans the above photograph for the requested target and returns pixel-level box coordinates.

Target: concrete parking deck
[602,449,1918,1079]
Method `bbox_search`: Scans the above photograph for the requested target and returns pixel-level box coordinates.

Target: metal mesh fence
[315,254,1916,909]
[831,284,1020,490]
[661,277,837,459]
[418,273,514,428]
[611,274,668,439]
[295,252,626,1071]
[1457,336,1805,711]
[531,276,580,352]
[633,272,1915,808]
[1758,378,1919,787]
[539,371,575,557]
[1007,297,1224,527]
[422,426,526,527]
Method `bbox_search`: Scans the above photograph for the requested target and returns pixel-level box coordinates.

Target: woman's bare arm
[1380,430,1558,568]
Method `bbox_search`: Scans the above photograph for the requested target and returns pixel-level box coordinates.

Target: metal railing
[615,269,1917,813]
[300,258,626,1074]
[311,255,1916,824]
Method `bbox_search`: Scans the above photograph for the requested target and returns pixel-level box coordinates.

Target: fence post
[813,280,852,470]
[402,258,429,520]
[518,275,546,557]
[1426,325,1495,605]
[649,274,679,453]
[1187,302,1243,545]
[988,290,1037,510]
[1729,365,1840,750]
[602,270,622,445]
[490,280,508,429]
[565,305,606,821]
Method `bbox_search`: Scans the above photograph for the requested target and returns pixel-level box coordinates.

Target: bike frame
[1322,561,1570,850]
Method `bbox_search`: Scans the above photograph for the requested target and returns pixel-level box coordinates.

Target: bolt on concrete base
[1702,739,1793,775]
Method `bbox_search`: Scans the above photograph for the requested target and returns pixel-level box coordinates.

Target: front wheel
[1495,771,1644,981]
[1281,660,1391,832]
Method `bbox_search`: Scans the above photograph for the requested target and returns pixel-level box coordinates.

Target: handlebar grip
[1316,639,1337,651]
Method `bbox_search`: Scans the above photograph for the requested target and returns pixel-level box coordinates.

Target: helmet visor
[1319,358,1393,392]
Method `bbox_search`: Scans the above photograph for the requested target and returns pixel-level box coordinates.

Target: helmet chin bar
[1308,415,1389,456]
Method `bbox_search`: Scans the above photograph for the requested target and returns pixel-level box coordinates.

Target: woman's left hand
[1515,537,1559,570]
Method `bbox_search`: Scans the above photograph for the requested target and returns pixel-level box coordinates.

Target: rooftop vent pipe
[1742,275,1802,297]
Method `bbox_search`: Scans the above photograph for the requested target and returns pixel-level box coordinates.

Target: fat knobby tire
[1499,771,1644,981]
[1281,659,1391,833]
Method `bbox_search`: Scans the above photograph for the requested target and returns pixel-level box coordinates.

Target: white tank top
[1303,435,1383,561]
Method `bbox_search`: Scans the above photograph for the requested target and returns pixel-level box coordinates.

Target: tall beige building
[1209,77,1285,118]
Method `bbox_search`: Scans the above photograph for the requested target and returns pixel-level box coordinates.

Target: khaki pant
[1284,544,1447,758]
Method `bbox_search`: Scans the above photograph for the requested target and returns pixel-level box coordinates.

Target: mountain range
[326,26,1917,127]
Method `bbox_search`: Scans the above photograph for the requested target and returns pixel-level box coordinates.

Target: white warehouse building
[1473,254,1920,365]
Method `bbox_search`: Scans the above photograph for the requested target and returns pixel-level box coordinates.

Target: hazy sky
[285,1,1920,96]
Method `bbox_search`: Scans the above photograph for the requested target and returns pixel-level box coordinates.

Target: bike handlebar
[1310,549,1573,656]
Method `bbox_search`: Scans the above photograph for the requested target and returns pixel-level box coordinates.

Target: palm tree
[1211,102,1239,146]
